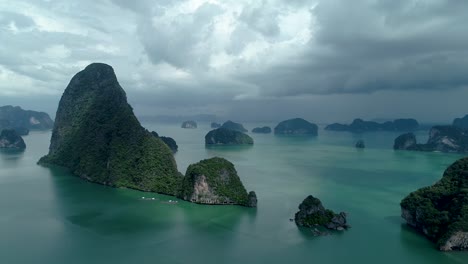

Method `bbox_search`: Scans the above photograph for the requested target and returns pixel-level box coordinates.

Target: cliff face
[0,129,26,150]
[394,126,468,153]
[274,118,318,135]
[39,63,181,195]
[179,157,256,207]
[205,128,253,145]
[401,157,468,251]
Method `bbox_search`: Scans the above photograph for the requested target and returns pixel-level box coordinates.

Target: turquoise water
[1,123,468,264]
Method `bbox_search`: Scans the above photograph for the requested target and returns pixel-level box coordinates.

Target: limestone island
[179,157,257,207]
[393,126,468,152]
[205,128,253,145]
[252,126,272,134]
[0,129,26,150]
[181,120,197,129]
[0,105,54,135]
[211,122,221,128]
[355,140,365,149]
[274,118,318,136]
[326,118,419,132]
[295,195,350,235]
[38,63,181,195]
[220,120,248,132]
[151,131,178,153]
[401,157,468,251]
[453,114,468,130]
[37,63,256,208]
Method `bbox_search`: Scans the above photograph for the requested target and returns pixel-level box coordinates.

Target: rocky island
[181,120,197,129]
[295,195,349,233]
[326,118,419,132]
[274,118,318,135]
[355,140,365,149]
[252,126,271,134]
[453,114,468,130]
[151,131,178,153]
[205,128,253,145]
[393,126,468,152]
[0,129,26,150]
[179,157,257,207]
[220,120,248,132]
[38,63,181,195]
[0,105,54,135]
[211,122,221,128]
[401,157,468,251]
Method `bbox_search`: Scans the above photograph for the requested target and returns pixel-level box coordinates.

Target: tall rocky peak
[40,63,181,195]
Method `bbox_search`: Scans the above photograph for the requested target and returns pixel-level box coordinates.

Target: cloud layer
[1,0,467,122]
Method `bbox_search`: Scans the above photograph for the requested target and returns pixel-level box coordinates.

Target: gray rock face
[439,232,468,251]
[0,129,26,150]
[294,195,349,232]
[181,120,197,129]
[394,126,468,152]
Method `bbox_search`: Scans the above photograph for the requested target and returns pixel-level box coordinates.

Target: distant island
[0,105,54,135]
[274,118,318,135]
[252,126,271,134]
[452,114,468,130]
[0,129,26,150]
[38,63,255,206]
[394,126,468,152]
[295,195,349,235]
[181,120,197,129]
[151,131,178,153]
[211,122,221,128]
[355,140,365,149]
[325,118,419,132]
[179,157,257,207]
[220,120,248,132]
[205,128,253,145]
[401,157,468,251]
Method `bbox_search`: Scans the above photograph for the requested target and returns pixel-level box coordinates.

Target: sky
[0,0,467,123]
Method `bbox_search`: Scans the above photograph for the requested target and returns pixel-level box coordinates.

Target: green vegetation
[252,126,272,133]
[179,157,252,206]
[220,120,248,132]
[401,157,468,248]
[205,128,253,145]
[39,63,181,196]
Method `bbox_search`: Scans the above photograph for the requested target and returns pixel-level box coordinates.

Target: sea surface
[1,122,468,264]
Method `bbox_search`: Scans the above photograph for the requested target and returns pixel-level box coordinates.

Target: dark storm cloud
[244,0,468,97]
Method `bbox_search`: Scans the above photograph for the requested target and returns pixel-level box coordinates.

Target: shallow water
[1,123,467,264]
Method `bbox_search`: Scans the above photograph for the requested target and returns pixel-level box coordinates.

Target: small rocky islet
[0,129,26,150]
[181,120,197,129]
[295,195,350,235]
[252,126,271,134]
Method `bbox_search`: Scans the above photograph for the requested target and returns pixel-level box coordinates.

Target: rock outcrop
[294,195,349,232]
[179,157,256,207]
[38,63,181,195]
[205,128,253,145]
[274,118,318,135]
[453,115,468,130]
[181,120,197,129]
[211,122,221,128]
[151,131,178,153]
[326,118,419,132]
[355,140,365,149]
[0,129,26,150]
[0,105,53,134]
[220,120,248,132]
[394,126,468,153]
[401,157,468,251]
[252,126,272,134]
